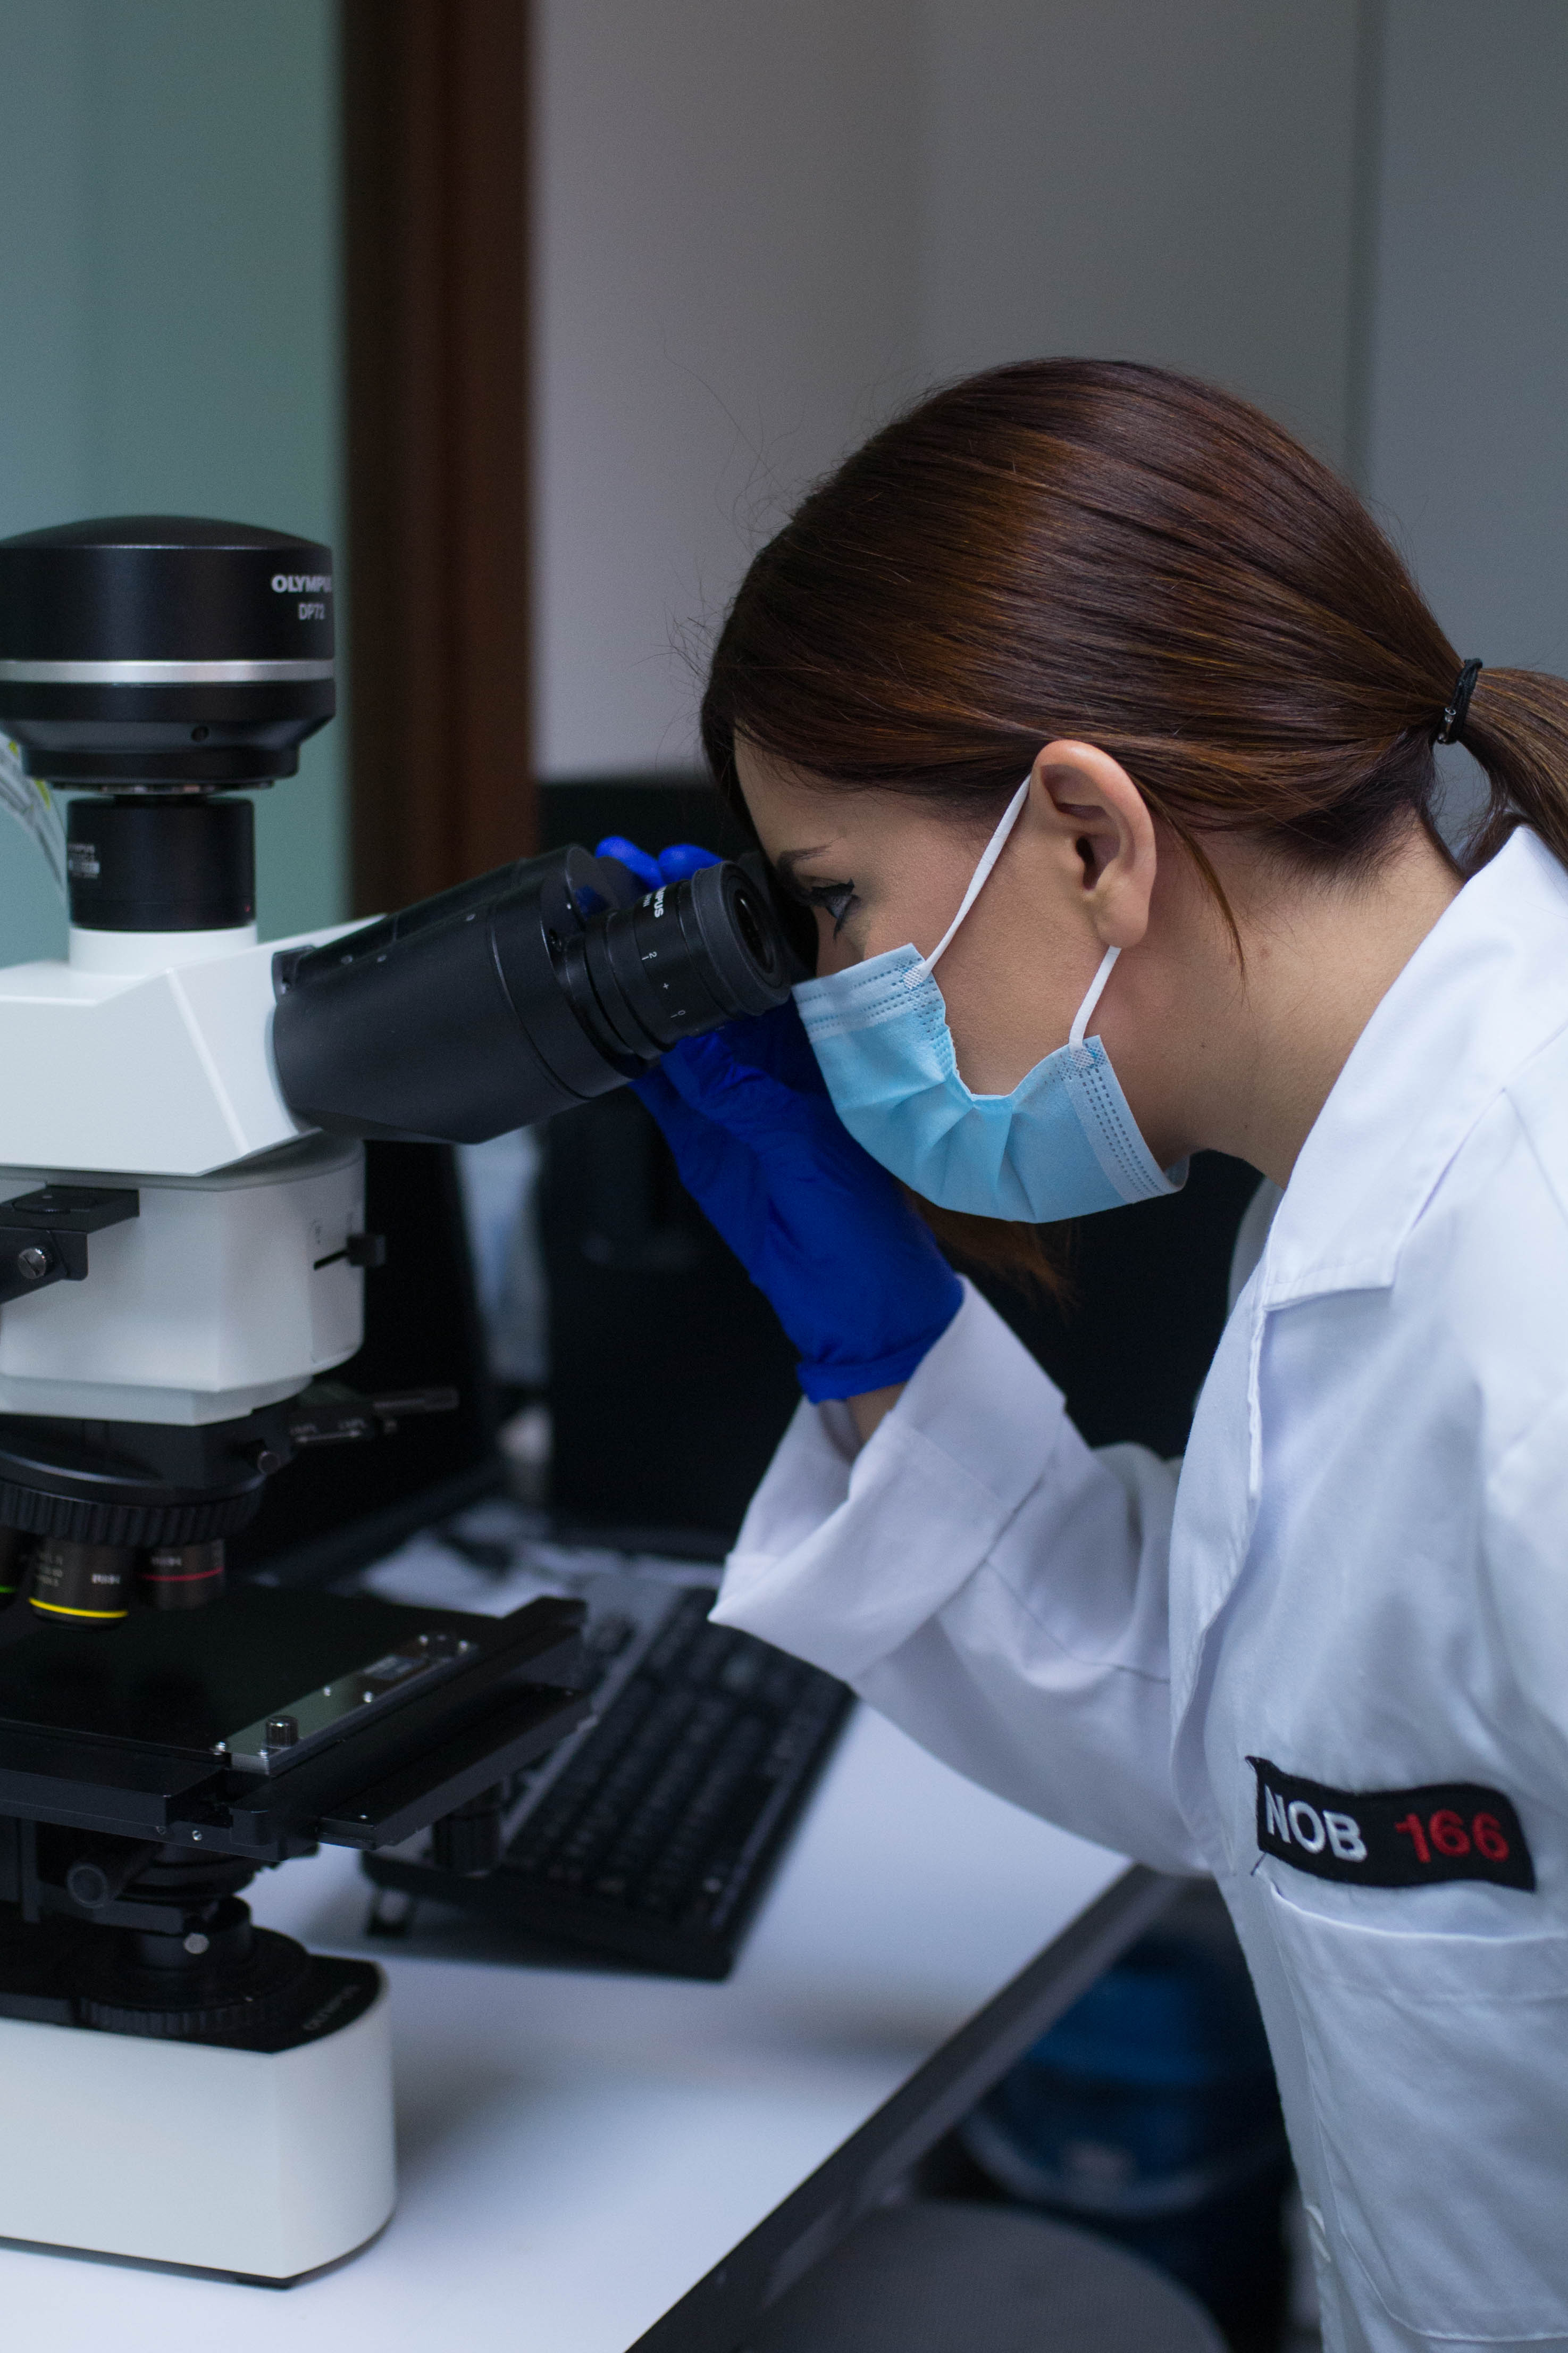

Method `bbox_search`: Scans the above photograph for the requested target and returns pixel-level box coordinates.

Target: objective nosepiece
[0,516,334,790]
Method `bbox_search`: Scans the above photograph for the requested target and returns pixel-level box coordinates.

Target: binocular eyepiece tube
[272,846,806,1144]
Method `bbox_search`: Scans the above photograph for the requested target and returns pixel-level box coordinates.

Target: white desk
[0,1691,1148,2352]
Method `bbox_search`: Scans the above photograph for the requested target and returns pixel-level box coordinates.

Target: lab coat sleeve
[712,1280,1206,1873]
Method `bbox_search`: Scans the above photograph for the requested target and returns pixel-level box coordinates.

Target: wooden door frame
[340,0,533,915]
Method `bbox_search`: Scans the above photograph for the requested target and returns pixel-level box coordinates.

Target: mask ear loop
[907,773,1033,987]
[1068,944,1120,1057]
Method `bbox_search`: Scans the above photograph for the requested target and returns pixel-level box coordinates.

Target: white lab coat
[712,826,1568,2353]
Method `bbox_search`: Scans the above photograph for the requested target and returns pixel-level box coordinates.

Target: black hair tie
[1437,658,1483,745]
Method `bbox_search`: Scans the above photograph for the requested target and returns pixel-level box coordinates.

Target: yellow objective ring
[29,1599,129,1620]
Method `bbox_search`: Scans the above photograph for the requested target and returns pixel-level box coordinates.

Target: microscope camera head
[0,512,334,781]
[0,511,334,934]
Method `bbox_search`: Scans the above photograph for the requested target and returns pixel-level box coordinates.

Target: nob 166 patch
[1248,1757,1535,1892]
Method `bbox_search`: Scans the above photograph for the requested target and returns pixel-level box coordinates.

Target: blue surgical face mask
[792,776,1186,1222]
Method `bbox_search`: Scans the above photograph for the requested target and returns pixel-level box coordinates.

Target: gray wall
[1360,0,1568,676]
[535,0,923,780]
[535,0,1367,780]
[537,0,1568,795]
[1352,0,1568,835]
[0,0,342,955]
[918,0,1362,464]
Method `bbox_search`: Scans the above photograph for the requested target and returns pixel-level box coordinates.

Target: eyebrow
[773,844,843,880]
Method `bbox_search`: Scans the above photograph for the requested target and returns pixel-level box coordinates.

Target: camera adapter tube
[271,846,804,1143]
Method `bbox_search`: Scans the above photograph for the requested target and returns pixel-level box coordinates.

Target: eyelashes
[804,880,865,931]
[785,875,859,936]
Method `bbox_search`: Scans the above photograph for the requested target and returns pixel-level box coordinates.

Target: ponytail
[705,360,1568,900]
[1456,669,1568,876]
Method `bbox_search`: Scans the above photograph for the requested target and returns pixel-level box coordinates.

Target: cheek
[933,955,1000,1084]
[818,886,949,974]
[933,908,1086,1096]
[813,899,906,974]
[814,908,851,973]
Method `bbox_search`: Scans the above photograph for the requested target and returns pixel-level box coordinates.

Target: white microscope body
[0,519,412,2282]
[0,913,406,2283]
[0,916,365,1430]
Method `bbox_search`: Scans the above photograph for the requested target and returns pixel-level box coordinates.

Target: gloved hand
[596,836,718,890]
[634,1000,965,1403]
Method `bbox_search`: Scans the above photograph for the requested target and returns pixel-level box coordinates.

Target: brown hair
[700,358,1568,1286]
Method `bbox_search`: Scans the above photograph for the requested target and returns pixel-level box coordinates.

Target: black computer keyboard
[363,1579,851,1979]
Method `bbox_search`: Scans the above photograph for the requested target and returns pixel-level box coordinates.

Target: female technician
[626,361,1568,2353]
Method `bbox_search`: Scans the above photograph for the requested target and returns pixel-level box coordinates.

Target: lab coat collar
[1261,827,1568,1309]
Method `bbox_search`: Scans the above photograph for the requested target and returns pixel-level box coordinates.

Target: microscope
[0,515,799,2282]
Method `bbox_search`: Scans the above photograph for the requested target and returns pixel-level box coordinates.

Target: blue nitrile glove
[634,1000,964,1403]
[651,841,719,881]
[596,836,718,889]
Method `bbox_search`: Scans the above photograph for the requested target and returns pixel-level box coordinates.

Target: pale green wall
[0,0,343,954]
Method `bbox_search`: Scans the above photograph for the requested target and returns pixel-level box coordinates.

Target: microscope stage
[0,1586,479,1758]
[0,1586,590,1859]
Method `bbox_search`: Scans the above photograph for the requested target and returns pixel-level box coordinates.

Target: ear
[1028,740,1158,950]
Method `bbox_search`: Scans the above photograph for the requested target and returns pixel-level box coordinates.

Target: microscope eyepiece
[272,846,807,1143]
[559,858,794,1062]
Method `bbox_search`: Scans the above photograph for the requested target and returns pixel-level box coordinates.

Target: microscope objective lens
[28,1539,135,1623]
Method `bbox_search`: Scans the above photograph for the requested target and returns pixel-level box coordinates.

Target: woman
[630,361,1568,2353]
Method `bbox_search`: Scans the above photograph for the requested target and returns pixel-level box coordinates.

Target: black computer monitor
[226,1140,501,1590]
